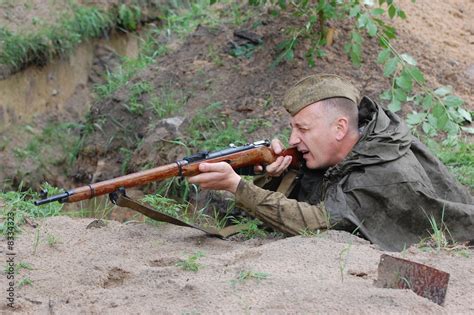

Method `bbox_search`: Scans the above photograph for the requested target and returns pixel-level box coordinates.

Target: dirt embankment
[54,0,474,188]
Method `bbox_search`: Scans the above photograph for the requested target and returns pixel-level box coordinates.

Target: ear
[334,117,349,141]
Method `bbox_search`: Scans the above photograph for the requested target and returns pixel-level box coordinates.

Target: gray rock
[464,64,474,81]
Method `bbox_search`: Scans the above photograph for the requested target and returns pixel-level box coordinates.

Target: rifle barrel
[34,140,301,205]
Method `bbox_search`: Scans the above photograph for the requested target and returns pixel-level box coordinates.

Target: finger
[282,155,292,168]
[254,165,264,173]
[275,156,292,174]
[198,162,230,173]
[268,156,292,175]
[188,171,222,185]
[265,156,284,173]
[271,138,284,154]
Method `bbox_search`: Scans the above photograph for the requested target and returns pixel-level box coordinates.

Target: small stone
[464,64,474,81]
[86,219,107,229]
[447,59,459,66]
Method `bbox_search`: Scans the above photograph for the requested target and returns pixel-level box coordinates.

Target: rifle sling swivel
[175,160,188,179]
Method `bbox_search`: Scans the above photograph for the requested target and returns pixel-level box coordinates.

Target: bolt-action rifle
[34,140,301,206]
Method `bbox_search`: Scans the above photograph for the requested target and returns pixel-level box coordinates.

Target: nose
[288,128,300,146]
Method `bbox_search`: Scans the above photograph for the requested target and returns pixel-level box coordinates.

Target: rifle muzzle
[34,192,70,206]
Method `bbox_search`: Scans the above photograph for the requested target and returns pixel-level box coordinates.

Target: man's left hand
[187,162,241,194]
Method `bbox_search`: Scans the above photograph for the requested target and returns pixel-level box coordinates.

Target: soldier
[188,74,473,251]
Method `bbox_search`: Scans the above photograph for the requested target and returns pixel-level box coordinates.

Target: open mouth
[299,149,310,159]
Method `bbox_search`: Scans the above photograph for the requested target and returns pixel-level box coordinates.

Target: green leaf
[447,107,463,123]
[398,9,407,19]
[366,20,378,36]
[422,122,437,136]
[377,48,391,64]
[427,114,437,127]
[383,57,398,77]
[400,53,417,66]
[350,5,361,17]
[441,135,458,146]
[412,94,423,106]
[461,127,474,134]
[408,66,425,83]
[432,104,448,129]
[358,14,369,28]
[343,42,351,55]
[388,98,401,112]
[444,121,459,136]
[380,89,391,100]
[422,94,433,110]
[371,8,385,15]
[443,95,464,108]
[396,72,413,93]
[434,86,452,97]
[457,108,472,122]
[393,88,407,102]
[210,0,218,4]
[284,49,294,61]
[388,5,396,18]
[352,30,362,44]
[383,25,397,39]
[406,112,426,125]
[350,43,362,66]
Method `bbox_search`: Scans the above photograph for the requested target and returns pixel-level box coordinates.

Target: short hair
[320,97,359,132]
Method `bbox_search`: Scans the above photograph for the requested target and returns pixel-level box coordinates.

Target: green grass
[18,277,33,288]
[141,193,190,220]
[66,196,114,220]
[12,123,82,166]
[338,244,352,283]
[46,233,60,247]
[3,261,33,275]
[239,118,273,133]
[230,270,269,287]
[164,0,222,38]
[176,251,205,272]
[186,102,247,151]
[299,228,325,237]
[0,183,63,237]
[431,140,474,188]
[94,57,152,99]
[417,207,470,256]
[0,3,146,71]
[149,89,187,119]
[231,217,267,239]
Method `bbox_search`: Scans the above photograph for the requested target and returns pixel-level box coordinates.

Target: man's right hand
[254,138,292,177]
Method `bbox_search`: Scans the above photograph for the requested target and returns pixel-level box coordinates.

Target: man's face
[289,102,340,169]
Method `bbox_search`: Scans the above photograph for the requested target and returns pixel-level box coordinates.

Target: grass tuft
[0,3,146,72]
[176,251,205,272]
[232,217,267,239]
[230,270,269,287]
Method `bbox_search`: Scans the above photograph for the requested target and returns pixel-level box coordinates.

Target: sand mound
[3,216,473,314]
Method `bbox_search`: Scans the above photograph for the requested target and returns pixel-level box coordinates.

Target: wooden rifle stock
[34,140,301,206]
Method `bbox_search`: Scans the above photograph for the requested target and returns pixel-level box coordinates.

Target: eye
[299,127,309,133]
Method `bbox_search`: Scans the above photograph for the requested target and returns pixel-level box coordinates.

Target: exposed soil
[3,216,473,314]
[1,0,473,313]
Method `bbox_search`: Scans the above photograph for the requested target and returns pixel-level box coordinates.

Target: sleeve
[234,179,329,235]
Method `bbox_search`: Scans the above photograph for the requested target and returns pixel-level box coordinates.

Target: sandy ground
[1,0,474,314]
[2,216,473,314]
